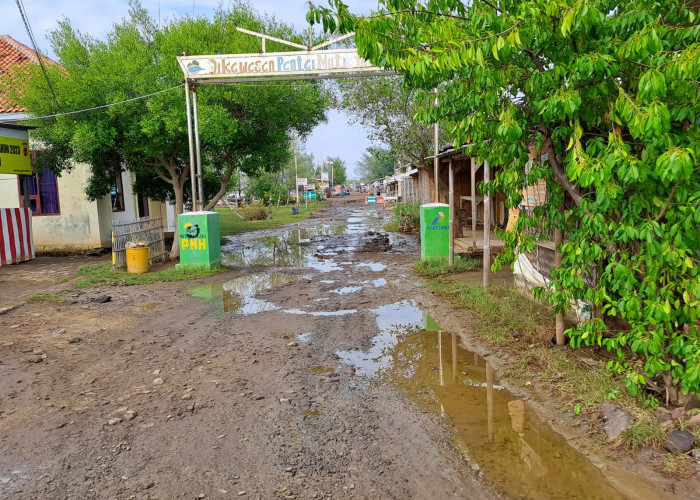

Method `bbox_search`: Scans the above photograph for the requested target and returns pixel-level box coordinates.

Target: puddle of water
[188,273,296,315]
[283,308,357,317]
[335,301,626,498]
[329,286,363,295]
[383,330,626,500]
[356,262,387,272]
[296,332,311,343]
[336,300,440,377]
[372,278,387,287]
[319,280,335,284]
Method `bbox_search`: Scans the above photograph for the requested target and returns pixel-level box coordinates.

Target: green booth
[420,203,450,259]
[176,211,221,270]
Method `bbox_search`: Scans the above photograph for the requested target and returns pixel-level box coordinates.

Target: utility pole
[294,142,299,209]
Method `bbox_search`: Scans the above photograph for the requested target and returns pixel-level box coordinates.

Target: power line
[14,0,59,110]
[0,84,184,123]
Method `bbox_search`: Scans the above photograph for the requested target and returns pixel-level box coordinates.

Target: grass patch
[73,263,227,289]
[414,256,481,277]
[620,415,667,450]
[216,201,326,237]
[427,278,553,344]
[26,293,65,303]
[384,220,400,232]
[659,454,696,478]
[427,277,633,411]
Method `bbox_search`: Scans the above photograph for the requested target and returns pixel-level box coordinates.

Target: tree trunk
[169,181,185,259]
[203,164,235,212]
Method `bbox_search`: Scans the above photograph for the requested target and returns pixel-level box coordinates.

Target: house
[0,35,175,254]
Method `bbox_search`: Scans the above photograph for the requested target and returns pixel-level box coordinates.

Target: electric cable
[0,84,185,123]
[14,0,59,110]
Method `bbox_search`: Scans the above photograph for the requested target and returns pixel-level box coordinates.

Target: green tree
[334,76,439,167]
[324,156,347,185]
[357,146,396,181]
[7,1,328,257]
[311,0,699,402]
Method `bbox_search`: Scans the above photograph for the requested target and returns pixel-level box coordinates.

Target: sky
[1,0,381,178]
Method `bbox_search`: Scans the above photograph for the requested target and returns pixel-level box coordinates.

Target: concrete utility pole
[192,85,204,211]
[294,142,299,208]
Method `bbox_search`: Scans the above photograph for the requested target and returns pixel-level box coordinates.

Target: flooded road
[2,196,678,499]
[188,199,630,500]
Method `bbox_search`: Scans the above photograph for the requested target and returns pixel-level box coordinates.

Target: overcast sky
[1,0,381,178]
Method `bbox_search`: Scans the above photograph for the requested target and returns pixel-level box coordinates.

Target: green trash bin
[420,203,450,259]
[176,211,221,270]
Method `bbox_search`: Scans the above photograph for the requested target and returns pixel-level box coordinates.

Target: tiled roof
[0,35,55,113]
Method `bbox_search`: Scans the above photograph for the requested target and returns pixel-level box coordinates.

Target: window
[137,192,150,218]
[18,165,60,216]
[110,169,125,212]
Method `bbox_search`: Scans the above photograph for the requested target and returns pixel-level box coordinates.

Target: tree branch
[543,135,584,207]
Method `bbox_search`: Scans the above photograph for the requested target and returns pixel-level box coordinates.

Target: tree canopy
[7,1,329,256]
[357,146,396,181]
[310,0,699,402]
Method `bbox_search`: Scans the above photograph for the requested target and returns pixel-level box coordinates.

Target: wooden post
[448,158,454,267]
[471,159,477,250]
[555,223,565,345]
[483,160,491,287]
[486,362,494,440]
[433,89,439,202]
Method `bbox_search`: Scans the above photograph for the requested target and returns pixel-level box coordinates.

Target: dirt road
[0,199,493,499]
[0,197,689,499]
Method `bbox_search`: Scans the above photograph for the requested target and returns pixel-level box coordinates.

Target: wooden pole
[448,158,454,267]
[471,159,477,250]
[555,222,565,345]
[433,89,439,202]
[483,160,491,287]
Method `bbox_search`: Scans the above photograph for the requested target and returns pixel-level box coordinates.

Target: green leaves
[321,0,700,401]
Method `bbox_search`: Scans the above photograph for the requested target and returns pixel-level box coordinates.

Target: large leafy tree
[357,146,396,181]
[311,0,699,402]
[8,1,328,257]
[334,76,437,167]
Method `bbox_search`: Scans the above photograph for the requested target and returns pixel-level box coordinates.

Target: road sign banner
[305,184,314,191]
[305,191,316,200]
[296,177,307,185]
[321,172,329,181]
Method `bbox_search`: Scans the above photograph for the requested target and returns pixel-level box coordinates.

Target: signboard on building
[178,49,379,81]
[0,126,31,175]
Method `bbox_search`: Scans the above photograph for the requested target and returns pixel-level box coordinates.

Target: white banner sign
[177,49,379,80]
[296,177,307,185]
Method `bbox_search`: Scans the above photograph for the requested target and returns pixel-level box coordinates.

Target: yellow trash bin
[126,245,149,274]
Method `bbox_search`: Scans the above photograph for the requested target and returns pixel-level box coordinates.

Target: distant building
[0,35,174,253]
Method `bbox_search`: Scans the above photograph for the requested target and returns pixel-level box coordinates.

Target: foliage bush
[393,201,421,232]
[235,203,269,221]
[314,0,700,403]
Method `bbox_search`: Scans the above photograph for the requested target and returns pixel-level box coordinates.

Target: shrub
[393,201,421,232]
[235,203,269,221]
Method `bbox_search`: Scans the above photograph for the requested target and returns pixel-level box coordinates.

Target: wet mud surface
[0,197,693,499]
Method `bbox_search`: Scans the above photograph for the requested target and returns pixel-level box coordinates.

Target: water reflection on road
[337,299,625,499]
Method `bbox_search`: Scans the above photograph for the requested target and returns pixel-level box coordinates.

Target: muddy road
[0,197,681,499]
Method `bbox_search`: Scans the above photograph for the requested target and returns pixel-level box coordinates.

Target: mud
[0,195,694,499]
